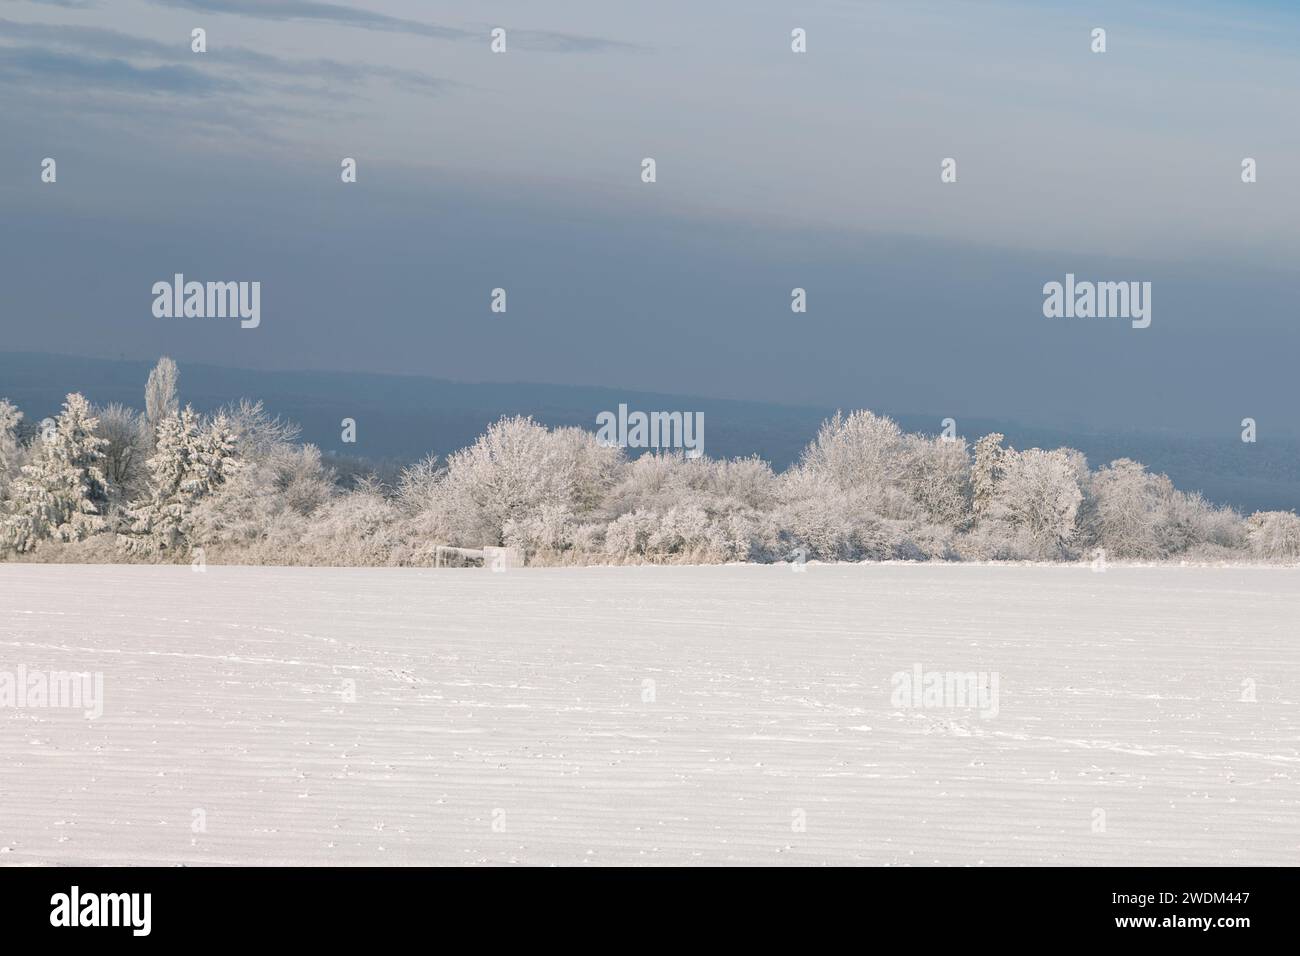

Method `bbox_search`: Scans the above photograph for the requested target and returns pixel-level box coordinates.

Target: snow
[1,563,1297,866]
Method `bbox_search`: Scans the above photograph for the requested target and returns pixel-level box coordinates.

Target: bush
[1246,511,1300,559]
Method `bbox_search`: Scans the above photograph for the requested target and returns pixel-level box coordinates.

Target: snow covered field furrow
[1,563,1297,866]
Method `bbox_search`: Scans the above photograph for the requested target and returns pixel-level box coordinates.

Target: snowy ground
[1,563,1297,866]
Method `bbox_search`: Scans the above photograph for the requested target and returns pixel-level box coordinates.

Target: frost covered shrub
[1086,459,1245,559]
[954,523,1034,561]
[765,491,890,562]
[646,504,711,558]
[603,509,658,559]
[503,503,576,557]
[1246,511,1300,559]
[884,520,958,561]
[15,531,131,564]
[570,521,606,556]
[291,483,402,566]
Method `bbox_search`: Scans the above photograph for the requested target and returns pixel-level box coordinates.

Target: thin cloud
[0,46,233,95]
[150,0,638,51]
[0,17,451,93]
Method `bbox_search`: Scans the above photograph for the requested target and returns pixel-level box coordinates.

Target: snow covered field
[1,563,1297,866]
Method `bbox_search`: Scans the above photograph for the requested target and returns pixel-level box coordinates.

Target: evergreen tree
[0,398,22,502]
[3,394,109,552]
[120,408,239,555]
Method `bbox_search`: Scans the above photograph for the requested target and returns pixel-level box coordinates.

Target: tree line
[2,358,1298,566]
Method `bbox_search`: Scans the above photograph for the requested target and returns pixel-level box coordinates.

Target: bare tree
[95,402,148,497]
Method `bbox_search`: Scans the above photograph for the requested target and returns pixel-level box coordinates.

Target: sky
[1,0,1298,437]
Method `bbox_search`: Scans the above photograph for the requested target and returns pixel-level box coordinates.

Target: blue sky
[1,0,1298,436]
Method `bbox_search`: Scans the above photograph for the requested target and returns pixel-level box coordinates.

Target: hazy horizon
[3,0,1299,439]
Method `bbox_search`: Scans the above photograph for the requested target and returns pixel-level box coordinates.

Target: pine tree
[120,407,240,555]
[3,394,109,552]
[0,398,23,502]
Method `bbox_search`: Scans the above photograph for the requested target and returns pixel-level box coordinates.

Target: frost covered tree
[0,398,23,503]
[120,407,240,555]
[902,434,971,527]
[432,416,602,546]
[970,433,1005,522]
[3,393,110,553]
[144,356,179,448]
[219,398,301,461]
[95,402,148,500]
[1089,459,1164,558]
[797,410,906,499]
[987,447,1083,558]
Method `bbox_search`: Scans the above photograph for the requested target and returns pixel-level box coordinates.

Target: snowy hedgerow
[3,393,110,553]
[1245,511,1300,559]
